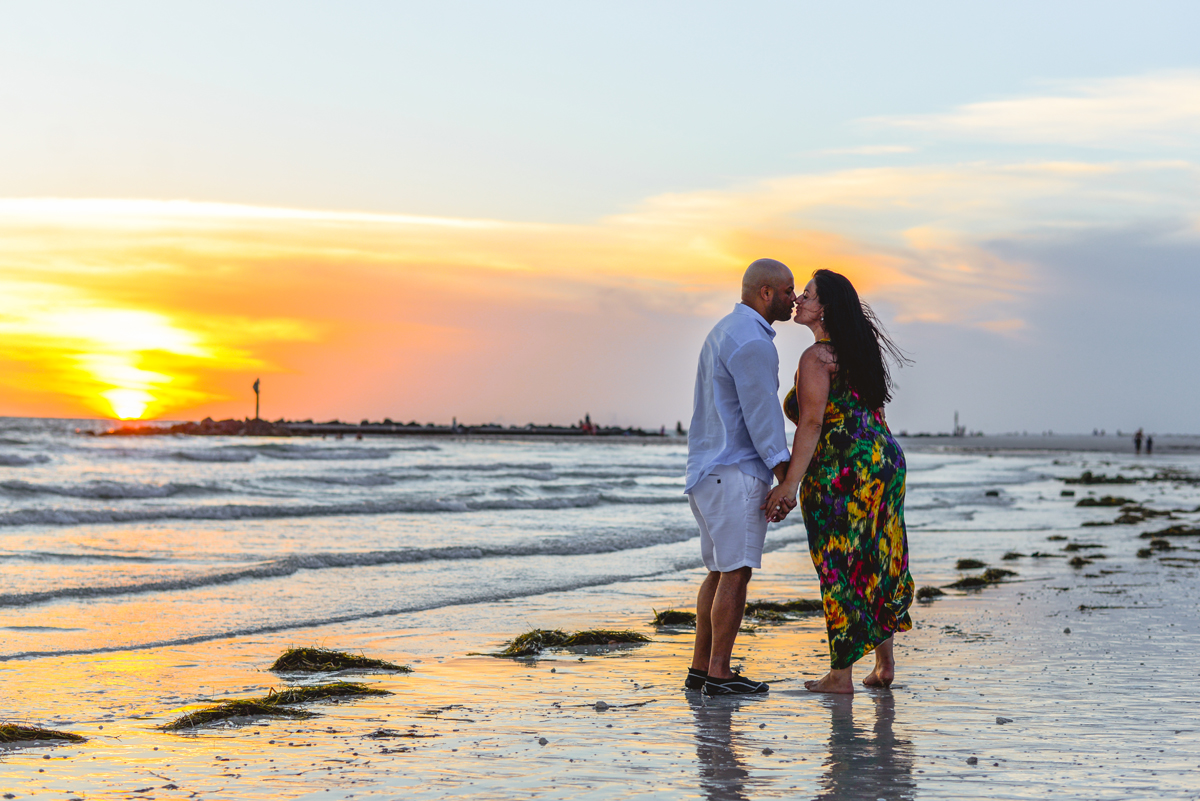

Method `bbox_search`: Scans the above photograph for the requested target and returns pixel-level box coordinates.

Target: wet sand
[4,534,1199,800]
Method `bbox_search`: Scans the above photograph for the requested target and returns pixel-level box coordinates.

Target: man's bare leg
[862,636,895,688]
[690,571,720,672]
[706,567,752,679]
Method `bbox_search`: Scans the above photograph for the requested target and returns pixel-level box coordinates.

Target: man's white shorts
[687,463,770,573]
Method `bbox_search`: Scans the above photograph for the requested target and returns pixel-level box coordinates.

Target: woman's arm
[763,346,832,521]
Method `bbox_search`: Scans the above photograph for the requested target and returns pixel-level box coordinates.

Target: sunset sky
[2,2,1199,433]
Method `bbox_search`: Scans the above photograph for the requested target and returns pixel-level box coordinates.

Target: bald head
[741,258,792,303]
[740,259,796,323]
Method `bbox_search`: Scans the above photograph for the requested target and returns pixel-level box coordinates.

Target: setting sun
[102,387,152,420]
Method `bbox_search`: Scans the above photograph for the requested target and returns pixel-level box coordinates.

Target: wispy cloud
[819,145,916,156]
[878,71,1200,148]
[2,146,1196,420]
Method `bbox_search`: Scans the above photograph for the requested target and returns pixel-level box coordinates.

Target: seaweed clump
[916,586,946,601]
[947,568,1015,589]
[1002,552,1025,560]
[269,647,411,673]
[744,599,823,621]
[499,629,651,657]
[1063,542,1105,552]
[955,558,987,570]
[1063,471,1135,485]
[1076,496,1133,507]
[981,568,1017,582]
[0,724,85,744]
[1141,525,1200,539]
[162,682,391,730]
[1068,556,1094,568]
[651,609,697,627]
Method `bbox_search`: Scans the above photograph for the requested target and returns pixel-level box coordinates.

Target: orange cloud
[8,152,1156,423]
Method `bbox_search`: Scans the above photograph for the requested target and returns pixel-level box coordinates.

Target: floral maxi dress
[784,374,914,669]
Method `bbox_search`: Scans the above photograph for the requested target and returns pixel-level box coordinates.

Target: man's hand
[762,482,798,523]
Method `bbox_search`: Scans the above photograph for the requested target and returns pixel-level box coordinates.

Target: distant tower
[953,411,965,437]
[252,378,261,420]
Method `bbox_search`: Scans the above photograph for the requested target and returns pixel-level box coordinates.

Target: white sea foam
[0,491,696,527]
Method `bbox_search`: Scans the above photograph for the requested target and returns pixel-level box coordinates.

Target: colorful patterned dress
[784,371,914,669]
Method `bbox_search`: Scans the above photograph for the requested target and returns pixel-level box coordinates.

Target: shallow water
[1,419,1199,798]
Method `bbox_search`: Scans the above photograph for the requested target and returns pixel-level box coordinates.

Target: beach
[2,420,1199,799]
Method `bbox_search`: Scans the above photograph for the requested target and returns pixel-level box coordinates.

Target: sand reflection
[816,692,916,800]
[687,693,756,801]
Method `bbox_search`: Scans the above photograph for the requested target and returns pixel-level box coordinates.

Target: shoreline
[3,526,1199,799]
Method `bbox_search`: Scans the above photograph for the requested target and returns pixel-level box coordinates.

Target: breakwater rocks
[95,418,670,439]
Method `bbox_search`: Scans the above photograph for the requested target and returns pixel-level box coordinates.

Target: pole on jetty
[253,378,260,420]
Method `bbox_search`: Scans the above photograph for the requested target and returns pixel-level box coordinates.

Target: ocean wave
[558,469,675,480]
[0,479,224,500]
[0,491,675,528]
[597,493,689,505]
[0,527,708,607]
[0,453,51,467]
[0,569,682,661]
[414,461,554,472]
[275,472,419,488]
[255,444,394,461]
[168,443,397,463]
[172,449,258,462]
[0,550,165,564]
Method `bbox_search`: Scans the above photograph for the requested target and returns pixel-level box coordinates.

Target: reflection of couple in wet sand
[684,259,914,696]
[688,691,916,801]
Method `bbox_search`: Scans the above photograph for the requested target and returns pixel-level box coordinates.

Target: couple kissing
[683,259,914,696]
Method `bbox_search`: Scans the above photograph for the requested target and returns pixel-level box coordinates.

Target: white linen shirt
[684,303,790,494]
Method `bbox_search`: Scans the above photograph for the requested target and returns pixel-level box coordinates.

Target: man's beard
[768,296,793,321]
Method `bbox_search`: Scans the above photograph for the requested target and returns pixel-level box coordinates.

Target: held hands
[762,482,799,523]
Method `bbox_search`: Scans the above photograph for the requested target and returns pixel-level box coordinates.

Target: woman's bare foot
[804,669,854,694]
[862,636,896,688]
[861,665,894,688]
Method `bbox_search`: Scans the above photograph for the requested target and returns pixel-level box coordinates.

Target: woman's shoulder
[800,342,837,371]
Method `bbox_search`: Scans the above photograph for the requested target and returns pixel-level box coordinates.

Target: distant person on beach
[684,258,796,696]
[1146,435,1153,455]
[1134,428,1144,454]
[764,269,914,694]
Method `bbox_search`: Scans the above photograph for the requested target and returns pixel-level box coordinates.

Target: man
[684,258,797,696]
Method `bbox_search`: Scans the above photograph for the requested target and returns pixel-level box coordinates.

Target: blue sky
[1,2,1198,432]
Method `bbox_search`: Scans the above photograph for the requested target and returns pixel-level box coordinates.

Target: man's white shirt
[684,303,790,494]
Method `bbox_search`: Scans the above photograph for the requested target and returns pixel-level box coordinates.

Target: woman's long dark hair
[813,269,908,410]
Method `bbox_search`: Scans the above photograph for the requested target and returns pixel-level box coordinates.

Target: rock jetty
[96,418,669,439]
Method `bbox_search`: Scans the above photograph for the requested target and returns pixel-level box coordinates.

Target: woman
[764,269,914,693]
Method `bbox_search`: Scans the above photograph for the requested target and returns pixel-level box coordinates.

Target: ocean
[4,418,1200,799]
[4,417,1196,663]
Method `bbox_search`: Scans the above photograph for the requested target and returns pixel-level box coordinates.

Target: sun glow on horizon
[0,166,1110,421]
[102,388,152,420]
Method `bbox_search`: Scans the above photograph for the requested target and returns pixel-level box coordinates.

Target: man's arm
[726,338,790,476]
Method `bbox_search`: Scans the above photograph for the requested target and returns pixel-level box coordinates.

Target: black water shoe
[684,668,708,690]
[703,675,769,696]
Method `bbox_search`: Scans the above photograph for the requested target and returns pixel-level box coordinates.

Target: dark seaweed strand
[499,629,651,657]
[161,682,392,730]
[744,599,823,616]
[269,647,411,673]
[651,609,697,626]
[0,723,86,743]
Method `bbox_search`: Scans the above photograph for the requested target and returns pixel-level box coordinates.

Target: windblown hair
[812,269,908,410]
